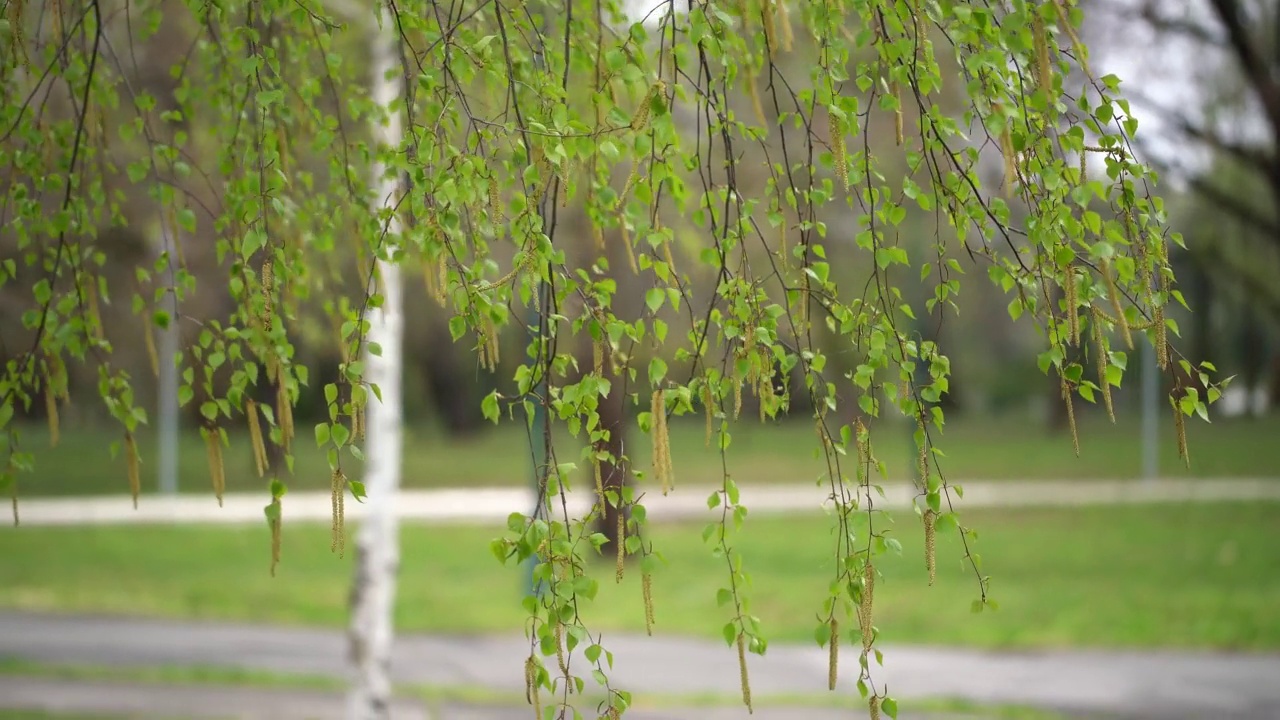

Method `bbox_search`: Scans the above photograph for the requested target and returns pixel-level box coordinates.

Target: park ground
[1,415,1278,718]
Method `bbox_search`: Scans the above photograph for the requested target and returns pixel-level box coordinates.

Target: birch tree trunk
[346,3,406,718]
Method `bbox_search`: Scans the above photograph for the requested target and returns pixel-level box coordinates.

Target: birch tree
[0,1,1230,718]
[344,3,407,718]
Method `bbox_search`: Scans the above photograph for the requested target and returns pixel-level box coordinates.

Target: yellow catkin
[703,382,714,447]
[261,259,274,333]
[276,366,293,453]
[916,416,928,486]
[1092,311,1115,423]
[748,72,766,126]
[651,389,673,495]
[203,426,225,506]
[870,695,882,720]
[1174,400,1189,468]
[829,111,849,191]
[827,617,839,690]
[860,561,875,651]
[736,632,753,712]
[592,222,605,252]
[661,238,678,276]
[893,82,904,146]
[143,318,160,378]
[1062,376,1080,457]
[778,0,794,50]
[1054,0,1092,78]
[1064,265,1079,345]
[45,381,59,449]
[924,509,937,585]
[263,497,279,573]
[1155,305,1168,370]
[1000,125,1017,197]
[733,374,743,420]
[353,402,365,442]
[246,399,268,477]
[331,467,346,556]
[1033,10,1052,91]
[1101,259,1132,349]
[594,455,606,514]
[555,620,569,676]
[630,82,662,131]
[525,655,541,717]
[125,431,140,509]
[762,0,777,57]
[642,571,655,635]
[489,176,503,222]
[621,222,639,275]
[615,507,626,582]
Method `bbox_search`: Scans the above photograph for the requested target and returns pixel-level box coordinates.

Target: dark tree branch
[1207,0,1280,142]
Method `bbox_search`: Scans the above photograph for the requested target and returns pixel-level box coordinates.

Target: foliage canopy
[0,0,1225,716]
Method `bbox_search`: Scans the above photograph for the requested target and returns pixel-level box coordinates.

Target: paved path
[10,478,1280,526]
[2,612,1278,719]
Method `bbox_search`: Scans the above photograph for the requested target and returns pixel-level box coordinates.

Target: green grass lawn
[11,411,1280,497]
[1,501,1276,650]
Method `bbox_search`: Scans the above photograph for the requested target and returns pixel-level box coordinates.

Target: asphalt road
[2,611,1279,719]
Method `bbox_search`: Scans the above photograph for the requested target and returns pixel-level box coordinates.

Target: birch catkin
[246,399,268,477]
[736,632,753,712]
[827,617,839,690]
[924,508,937,585]
[202,426,225,506]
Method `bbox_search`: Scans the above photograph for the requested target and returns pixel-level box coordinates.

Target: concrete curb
[6,478,1278,526]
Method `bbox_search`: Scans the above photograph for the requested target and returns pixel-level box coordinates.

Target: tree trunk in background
[346,4,407,718]
[593,376,630,555]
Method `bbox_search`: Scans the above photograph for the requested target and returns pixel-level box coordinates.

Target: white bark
[346,3,406,719]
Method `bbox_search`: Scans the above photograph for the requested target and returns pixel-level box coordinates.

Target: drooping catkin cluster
[143,317,160,379]
[916,416,928,486]
[642,570,655,635]
[869,694,882,720]
[703,382,714,448]
[924,508,937,585]
[1091,310,1115,422]
[202,426,225,506]
[650,389,673,496]
[1100,258,1132,349]
[736,631,753,713]
[246,400,269,477]
[828,110,849,191]
[1061,375,1079,457]
[859,560,875,652]
[125,430,140,509]
[275,364,294,453]
[478,318,501,372]
[1064,264,1079,345]
[330,467,346,556]
[893,81,904,146]
[761,0,777,56]
[488,176,503,223]
[1155,242,1170,370]
[1032,9,1052,91]
[615,507,626,582]
[554,619,568,676]
[1053,0,1092,78]
[747,72,766,126]
[524,655,541,718]
[827,617,839,690]
[268,497,282,576]
[261,259,274,333]
[630,80,665,131]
